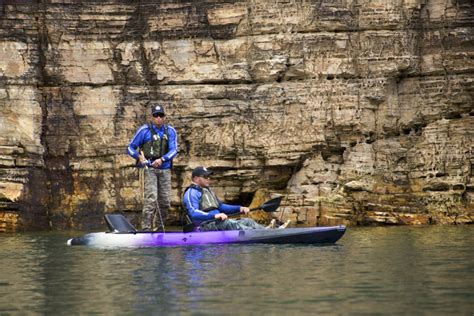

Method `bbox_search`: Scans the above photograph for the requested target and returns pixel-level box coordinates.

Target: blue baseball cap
[151,104,165,115]
[192,166,213,178]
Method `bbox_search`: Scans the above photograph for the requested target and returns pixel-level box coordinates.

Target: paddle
[249,196,282,212]
[182,196,282,233]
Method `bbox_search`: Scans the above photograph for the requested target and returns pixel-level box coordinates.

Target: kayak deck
[67,226,346,247]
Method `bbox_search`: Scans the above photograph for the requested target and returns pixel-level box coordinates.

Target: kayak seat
[104,214,137,233]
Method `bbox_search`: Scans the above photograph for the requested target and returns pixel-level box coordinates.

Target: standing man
[127,104,178,231]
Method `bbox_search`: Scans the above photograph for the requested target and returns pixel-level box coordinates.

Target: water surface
[1,226,473,315]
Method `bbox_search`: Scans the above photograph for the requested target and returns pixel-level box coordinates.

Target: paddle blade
[253,196,282,212]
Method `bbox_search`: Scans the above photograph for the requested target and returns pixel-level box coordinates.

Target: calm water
[1,226,473,315]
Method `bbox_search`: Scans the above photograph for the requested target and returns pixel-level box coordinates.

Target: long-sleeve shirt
[183,186,241,223]
[126,123,178,169]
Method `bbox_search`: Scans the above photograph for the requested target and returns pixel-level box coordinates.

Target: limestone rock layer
[0,0,472,231]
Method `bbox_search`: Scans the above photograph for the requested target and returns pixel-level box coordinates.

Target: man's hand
[240,207,250,214]
[214,213,228,221]
[138,154,146,165]
[151,158,163,168]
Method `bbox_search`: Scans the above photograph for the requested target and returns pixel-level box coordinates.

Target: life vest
[183,184,220,212]
[181,184,220,227]
[141,124,168,160]
[200,187,220,211]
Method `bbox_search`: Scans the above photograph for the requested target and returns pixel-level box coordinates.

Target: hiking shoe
[278,220,291,229]
[265,219,276,229]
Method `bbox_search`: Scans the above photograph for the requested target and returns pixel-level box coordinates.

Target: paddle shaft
[225,206,263,218]
[217,196,282,219]
[182,196,282,233]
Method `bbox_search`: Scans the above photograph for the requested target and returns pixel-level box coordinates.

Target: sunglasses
[152,113,165,118]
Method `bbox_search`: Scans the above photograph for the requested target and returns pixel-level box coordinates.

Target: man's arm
[126,125,148,160]
[218,202,242,215]
[183,188,218,222]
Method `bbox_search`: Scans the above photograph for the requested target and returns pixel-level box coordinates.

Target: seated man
[183,166,273,231]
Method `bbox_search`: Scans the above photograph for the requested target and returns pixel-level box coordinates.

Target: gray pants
[200,218,265,231]
[142,168,171,231]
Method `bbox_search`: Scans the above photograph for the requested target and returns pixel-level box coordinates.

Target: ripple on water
[0,226,473,314]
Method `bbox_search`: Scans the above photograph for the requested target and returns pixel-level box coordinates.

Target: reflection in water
[0,227,473,314]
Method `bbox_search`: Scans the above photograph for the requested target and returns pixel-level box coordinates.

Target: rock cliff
[0,0,472,231]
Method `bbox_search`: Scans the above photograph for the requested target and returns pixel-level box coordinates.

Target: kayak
[67,226,346,247]
[67,214,346,247]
